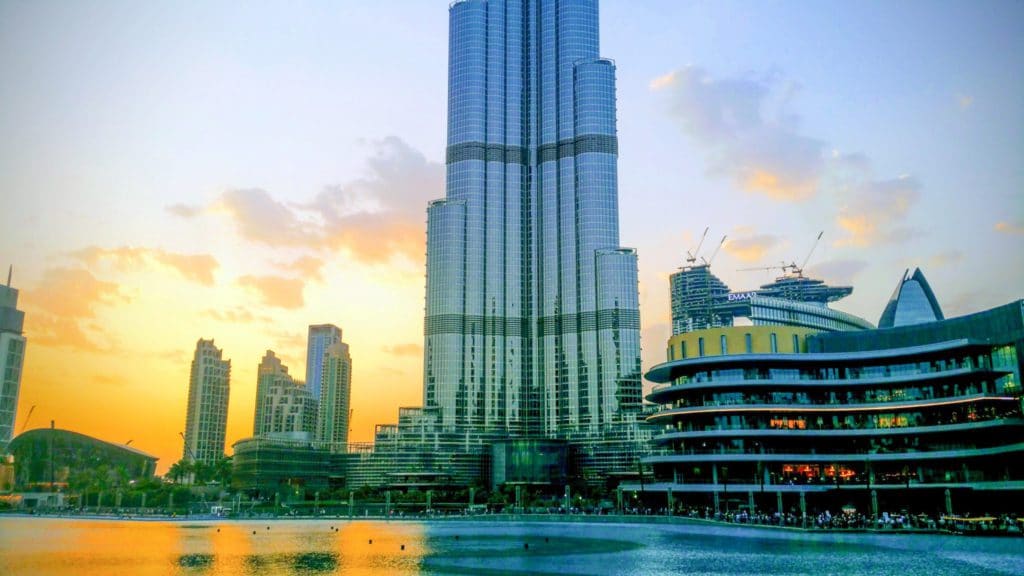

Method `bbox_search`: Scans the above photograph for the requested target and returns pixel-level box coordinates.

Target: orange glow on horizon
[13,253,427,475]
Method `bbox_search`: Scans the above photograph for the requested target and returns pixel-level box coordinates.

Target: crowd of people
[665,505,1022,534]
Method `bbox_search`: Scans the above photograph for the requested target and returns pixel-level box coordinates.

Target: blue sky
[0,0,1021,463]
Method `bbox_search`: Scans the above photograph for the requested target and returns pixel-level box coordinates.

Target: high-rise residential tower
[423,0,641,437]
[183,339,230,465]
[305,324,341,401]
[316,341,352,449]
[254,350,316,438]
[0,270,26,453]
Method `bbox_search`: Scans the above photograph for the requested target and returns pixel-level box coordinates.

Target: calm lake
[0,517,1021,575]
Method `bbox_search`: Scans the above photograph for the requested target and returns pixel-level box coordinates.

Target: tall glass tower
[0,271,26,453]
[424,0,641,437]
[305,324,342,400]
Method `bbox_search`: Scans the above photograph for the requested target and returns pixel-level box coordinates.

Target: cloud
[652,66,825,201]
[836,176,921,246]
[281,256,326,282]
[303,136,444,262]
[266,330,306,358]
[654,66,922,244]
[383,343,422,357]
[204,307,270,324]
[166,203,202,218]
[72,246,218,286]
[928,250,964,269]
[649,72,678,90]
[722,233,781,263]
[216,188,320,246]
[994,221,1024,235]
[238,275,305,309]
[22,267,129,352]
[176,137,443,264]
[807,259,869,286]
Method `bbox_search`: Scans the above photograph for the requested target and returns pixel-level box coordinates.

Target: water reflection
[0,519,428,576]
[2,517,1022,576]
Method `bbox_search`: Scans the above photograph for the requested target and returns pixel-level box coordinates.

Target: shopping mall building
[626,271,1023,517]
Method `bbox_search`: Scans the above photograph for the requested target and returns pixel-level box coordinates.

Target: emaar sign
[727,291,757,302]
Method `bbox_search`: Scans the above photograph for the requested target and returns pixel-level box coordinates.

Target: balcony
[647,393,1018,422]
[650,417,1024,444]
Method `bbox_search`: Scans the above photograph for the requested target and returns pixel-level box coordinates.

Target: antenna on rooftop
[6,265,11,287]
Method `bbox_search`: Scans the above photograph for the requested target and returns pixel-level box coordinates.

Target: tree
[166,459,193,484]
[214,457,233,487]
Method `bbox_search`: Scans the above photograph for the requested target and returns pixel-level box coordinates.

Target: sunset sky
[2,0,1021,473]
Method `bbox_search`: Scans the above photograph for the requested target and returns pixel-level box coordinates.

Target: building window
[745,333,753,354]
[792,334,800,353]
[770,333,778,354]
[720,335,728,355]
[680,341,687,359]
[698,337,705,357]
[668,345,675,361]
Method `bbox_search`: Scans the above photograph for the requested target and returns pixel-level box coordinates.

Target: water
[1,517,1021,575]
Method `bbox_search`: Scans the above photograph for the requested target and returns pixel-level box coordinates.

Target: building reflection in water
[0,519,429,575]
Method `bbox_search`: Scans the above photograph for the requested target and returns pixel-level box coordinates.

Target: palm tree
[214,457,233,488]
[166,459,193,484]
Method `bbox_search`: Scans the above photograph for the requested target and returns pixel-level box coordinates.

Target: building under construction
[670,231,873,336]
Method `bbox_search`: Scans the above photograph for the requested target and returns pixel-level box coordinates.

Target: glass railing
[645,441,1019,458]
[656,361,1001,389]
[661,388,1016,412]
[650,411,1023,436]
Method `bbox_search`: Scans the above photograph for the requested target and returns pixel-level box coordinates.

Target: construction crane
[701,235,728,266]
[797,231,824,276]
[19,404,35,434]
[684,227,710,266]
[738,231,824,278]
[738,261,798,275]
[179,431,197,461]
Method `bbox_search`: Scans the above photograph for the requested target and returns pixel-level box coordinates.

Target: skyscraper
[316,340,352,450]
[423,0,641,438]
[254,350,316,438]
[305,324,341,401]
[183,339,230,465]
[0,270,26,453]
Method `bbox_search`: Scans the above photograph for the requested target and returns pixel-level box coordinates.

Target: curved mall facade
[629,302,1024,516]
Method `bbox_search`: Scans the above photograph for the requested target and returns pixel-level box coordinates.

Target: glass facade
[305,324,341,401]
[0,283,25,454]
[878,268,944,329]
[316,341,352,450]
[424,0,641,437]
